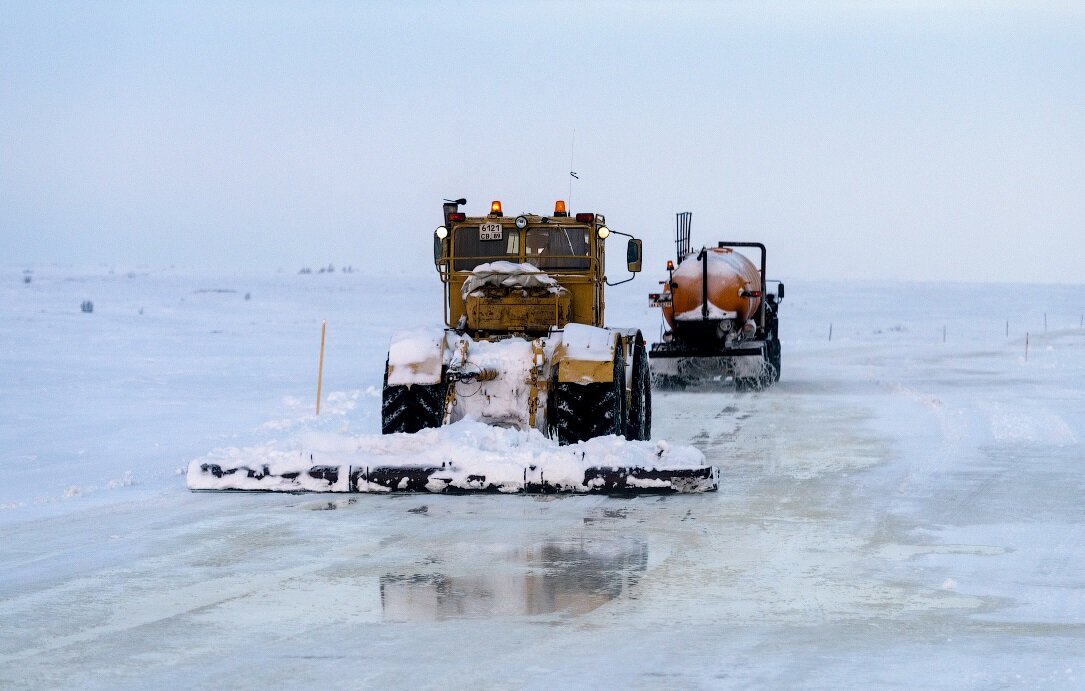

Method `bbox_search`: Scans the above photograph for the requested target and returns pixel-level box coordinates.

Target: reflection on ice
[380,537,648,620]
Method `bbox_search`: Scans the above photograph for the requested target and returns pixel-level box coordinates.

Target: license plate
[648,293,672,308]
[479,223,502,241]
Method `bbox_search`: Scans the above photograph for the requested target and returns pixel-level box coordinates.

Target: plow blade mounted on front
[189,460,719,494]
[188,419,718,495]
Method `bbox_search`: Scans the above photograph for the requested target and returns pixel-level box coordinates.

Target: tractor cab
[433,200,641,336]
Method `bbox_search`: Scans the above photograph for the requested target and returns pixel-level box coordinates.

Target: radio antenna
[568,128,577,208]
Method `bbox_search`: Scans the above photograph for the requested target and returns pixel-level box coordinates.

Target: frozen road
[1,270,1083,688]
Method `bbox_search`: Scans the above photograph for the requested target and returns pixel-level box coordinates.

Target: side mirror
[777,282,785,300]
[434,235,447,266]
[626,239,643,274]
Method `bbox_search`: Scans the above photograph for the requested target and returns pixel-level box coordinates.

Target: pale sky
[2,1,1082,282]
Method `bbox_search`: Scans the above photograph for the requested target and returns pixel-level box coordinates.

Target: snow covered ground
[2,266,1083,689]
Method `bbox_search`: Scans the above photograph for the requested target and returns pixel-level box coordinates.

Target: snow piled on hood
[461,262,563,298]
[188,418,709,493]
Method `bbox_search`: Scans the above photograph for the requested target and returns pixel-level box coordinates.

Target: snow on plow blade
[187,420,718,494]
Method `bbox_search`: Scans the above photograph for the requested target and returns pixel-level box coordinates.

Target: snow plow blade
[189,462,719,494]
[188,420,717,494]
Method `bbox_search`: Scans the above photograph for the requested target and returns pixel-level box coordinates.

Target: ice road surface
[2,267,1084,689]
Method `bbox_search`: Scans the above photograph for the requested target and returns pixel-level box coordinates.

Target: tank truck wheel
[767,336,781,383]
[765,302,781,383]
[626,337,652,441]
[553,346,627,445]
[381,360,448,434]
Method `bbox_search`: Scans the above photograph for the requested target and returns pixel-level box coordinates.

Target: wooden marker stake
[316,320,326,415]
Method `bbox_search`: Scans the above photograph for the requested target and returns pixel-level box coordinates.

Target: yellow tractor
[186,199,718,494]
[384,198,650,445]
[376,198,717,492]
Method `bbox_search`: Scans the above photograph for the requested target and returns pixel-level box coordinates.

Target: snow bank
[187,419,712,493]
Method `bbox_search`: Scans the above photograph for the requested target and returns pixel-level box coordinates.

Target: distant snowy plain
[1,266,1083,689]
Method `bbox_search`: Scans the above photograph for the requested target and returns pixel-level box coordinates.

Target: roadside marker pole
[316,320,326,415]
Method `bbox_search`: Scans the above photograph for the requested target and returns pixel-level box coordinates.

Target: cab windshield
[453,226,520,270]
[524,227,590,270]
[452,224,591,271]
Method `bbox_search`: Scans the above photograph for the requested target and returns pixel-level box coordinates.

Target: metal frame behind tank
[675,212,692,263]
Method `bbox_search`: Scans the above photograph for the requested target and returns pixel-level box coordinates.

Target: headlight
[435,226,448,239]
[597,225,610,239]
[515,215,528,229]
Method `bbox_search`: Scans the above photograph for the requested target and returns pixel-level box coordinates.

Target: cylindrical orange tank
[663,247,762,333]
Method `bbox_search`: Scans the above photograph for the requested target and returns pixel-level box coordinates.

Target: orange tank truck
[648,212,784,390]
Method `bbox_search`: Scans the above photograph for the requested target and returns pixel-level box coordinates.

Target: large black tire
[381,361,448,434]
[765,300,781,383]
[625,336,651,441]
[552,345,626,445]
[767,335,781,383]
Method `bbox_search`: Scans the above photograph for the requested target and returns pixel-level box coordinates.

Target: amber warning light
[490,200,503,216]
[554,200,568,217]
